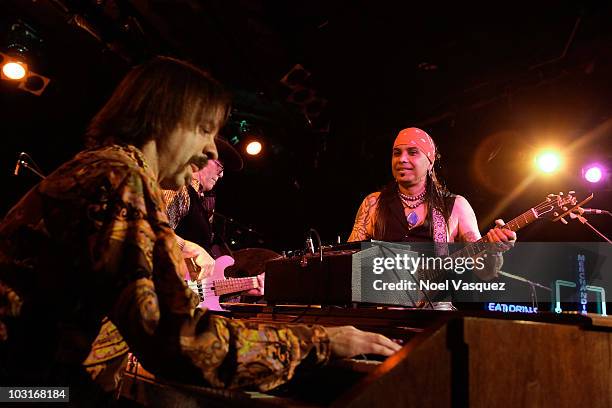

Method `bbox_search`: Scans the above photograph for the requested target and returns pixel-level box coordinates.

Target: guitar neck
[213,277,258,296]
[456,207,537,258]
[417,206,537,282]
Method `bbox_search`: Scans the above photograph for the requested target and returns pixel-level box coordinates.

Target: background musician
[163,139,265,295]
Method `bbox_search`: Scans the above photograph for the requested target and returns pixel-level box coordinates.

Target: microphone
[578,207,611,215]
[12,152,46,179]
[13,152,27,176]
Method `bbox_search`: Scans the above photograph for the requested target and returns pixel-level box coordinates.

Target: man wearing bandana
[348,128,516,296]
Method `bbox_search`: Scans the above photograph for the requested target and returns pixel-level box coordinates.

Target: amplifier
[264,243,426,306]
[264,250,357,305]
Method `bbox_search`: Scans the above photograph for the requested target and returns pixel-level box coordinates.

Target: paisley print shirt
[0,144,329,393]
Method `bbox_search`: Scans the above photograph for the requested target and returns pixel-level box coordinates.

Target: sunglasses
[212,159,224,175]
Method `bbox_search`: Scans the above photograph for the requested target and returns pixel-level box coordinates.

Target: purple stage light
[583,165,604,183]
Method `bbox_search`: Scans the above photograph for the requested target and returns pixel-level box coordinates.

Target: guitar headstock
[533,191,595,224]
[533,191,578,222]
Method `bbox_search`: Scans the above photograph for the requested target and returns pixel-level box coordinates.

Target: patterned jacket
[0,144,329,395]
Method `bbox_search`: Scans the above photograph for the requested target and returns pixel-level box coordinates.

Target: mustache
[190,155,209,170]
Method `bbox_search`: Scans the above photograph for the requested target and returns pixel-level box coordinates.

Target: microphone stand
[497,270,551,310]
[569,211,612,244]
[19,161,46,179]
[14,152,46,179]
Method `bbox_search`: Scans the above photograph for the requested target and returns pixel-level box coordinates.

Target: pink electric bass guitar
[185,255,260,311]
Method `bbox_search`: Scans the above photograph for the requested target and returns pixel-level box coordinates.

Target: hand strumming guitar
[180,239,215,280]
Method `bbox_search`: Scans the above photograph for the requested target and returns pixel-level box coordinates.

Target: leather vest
[175,185,213,252]
[379,193,456,242]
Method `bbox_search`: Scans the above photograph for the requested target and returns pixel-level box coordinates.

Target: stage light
[246,141,262,156]
[2,60,27,80]
[535,150,561,173]
[583,165,604,183]
[1,22,50,95]
[0,51,50,95]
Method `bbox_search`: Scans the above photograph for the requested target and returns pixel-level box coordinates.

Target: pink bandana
[393,127,436,163]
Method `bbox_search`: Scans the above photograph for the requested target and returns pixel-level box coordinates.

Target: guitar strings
[185,278,258,288]
[185,278,258,292]
[424,197,568,271]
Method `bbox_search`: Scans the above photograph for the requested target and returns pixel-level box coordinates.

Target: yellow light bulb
[246,141,262,156]
[535,151,561,173]
[2,61,27,80]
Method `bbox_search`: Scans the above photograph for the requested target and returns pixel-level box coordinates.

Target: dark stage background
[1,0,611,252]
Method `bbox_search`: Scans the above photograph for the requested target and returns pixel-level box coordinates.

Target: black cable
[309,228,323,262]
[289,228,326,323]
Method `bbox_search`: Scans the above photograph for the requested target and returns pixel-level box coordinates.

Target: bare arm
[348,193,378,242]
[451,196,501,280]
[451,195,481,242]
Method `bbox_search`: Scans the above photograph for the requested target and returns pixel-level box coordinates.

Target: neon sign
[487,303,538,313]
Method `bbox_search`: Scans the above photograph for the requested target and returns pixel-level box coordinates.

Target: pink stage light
[584,165,603,183]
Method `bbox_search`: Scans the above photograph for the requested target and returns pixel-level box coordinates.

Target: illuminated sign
[552,279,607,316]
[487,303,538,313]
[577,254,588,315]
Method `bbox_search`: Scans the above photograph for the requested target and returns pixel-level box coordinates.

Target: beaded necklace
[398,190,426,209]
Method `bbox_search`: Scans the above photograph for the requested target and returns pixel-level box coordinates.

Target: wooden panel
[334,321,452,408]
[464,317,612,408]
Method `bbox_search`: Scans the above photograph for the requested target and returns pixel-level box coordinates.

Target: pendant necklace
[399,190,425,229]
[406,211,420,230]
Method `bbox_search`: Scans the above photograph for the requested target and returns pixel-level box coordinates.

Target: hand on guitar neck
[245,273,265,296]
[485,219,517,251]
[476,219,517,280]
